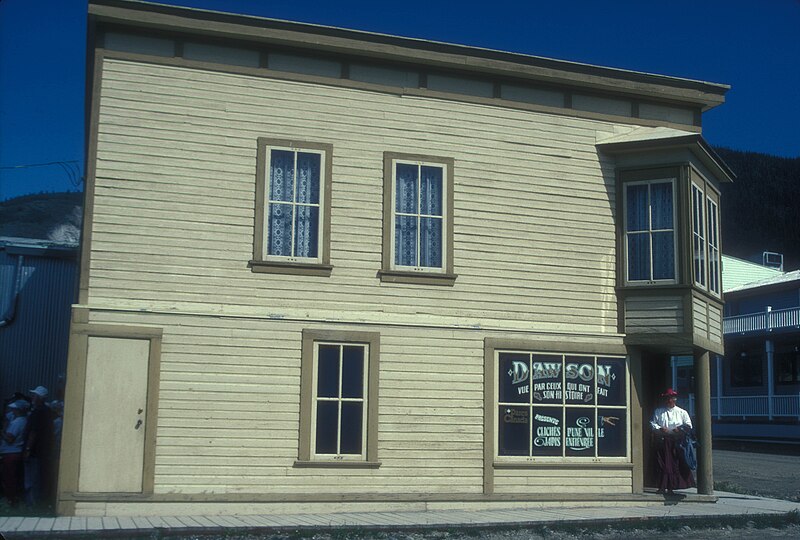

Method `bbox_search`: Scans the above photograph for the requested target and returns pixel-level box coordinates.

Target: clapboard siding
[86,312,494,494]
[693,295,723,345]
[88,58,625,333]
[624,296,684,334]
[85,309,628,495]
[493,468,632,494]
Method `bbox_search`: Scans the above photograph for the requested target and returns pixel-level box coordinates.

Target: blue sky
[1,0,798,201]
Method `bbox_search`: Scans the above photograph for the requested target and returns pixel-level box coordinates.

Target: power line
[0,159,83,188]
[0,159,81,170]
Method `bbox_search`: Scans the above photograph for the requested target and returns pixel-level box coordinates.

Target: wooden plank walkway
[2,490,799,538]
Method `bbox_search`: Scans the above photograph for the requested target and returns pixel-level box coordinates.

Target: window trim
[251,138,333,276]
[622,177,679,286]
[297,329,381,467]
[380,152,456,286]
[483,338,630,484]
[689,174,722,298]
[493,350,630,463]
[691,182,707,290]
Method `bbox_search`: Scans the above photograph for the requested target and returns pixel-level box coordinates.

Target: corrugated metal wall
[0,246,78,401]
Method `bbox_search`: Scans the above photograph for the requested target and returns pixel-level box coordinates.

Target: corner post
[695,349,713,495]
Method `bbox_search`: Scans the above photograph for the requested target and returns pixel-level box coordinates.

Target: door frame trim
[59,321,163,506]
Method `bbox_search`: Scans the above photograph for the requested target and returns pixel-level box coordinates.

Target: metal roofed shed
[0,237,78,401]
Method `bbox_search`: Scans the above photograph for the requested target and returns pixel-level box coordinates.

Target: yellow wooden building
[59,0,733,516]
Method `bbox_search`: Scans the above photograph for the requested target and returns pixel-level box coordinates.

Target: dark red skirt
[653,433,695,491]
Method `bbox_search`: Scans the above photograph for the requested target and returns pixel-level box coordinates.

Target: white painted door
[78,336,150,493]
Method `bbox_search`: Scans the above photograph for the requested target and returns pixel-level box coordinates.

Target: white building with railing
[682,255,800,442]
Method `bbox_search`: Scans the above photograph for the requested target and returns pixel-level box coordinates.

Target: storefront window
[497,352,627,459]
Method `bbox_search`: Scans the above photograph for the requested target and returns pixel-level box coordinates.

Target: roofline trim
[596,134,736,183]
[88,0,729,111]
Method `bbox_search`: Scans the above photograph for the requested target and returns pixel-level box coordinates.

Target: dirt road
[713,446,800,501]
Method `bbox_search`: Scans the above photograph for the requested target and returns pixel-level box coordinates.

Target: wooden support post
[695,349,714,495]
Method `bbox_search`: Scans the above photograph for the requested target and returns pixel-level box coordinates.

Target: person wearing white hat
[1,400,30,507]
[25,385,55,508]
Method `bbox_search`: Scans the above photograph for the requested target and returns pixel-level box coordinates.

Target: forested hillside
[1,148,798,268]
[715,147,800,271]
[0,191,83,243]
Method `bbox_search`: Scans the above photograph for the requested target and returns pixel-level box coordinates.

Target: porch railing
[686,393,800,420]
[724,306,800,335]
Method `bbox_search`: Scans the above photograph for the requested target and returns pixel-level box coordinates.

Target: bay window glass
[625,179,675,283]
[496,352,627,459]
[692,184,707,288]
[707,197,720,295]
[691,181,722,297]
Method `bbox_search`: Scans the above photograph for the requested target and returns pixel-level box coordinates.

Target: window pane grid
[692,184,707,288]
[707,197,720,294]
[266,148,323,260]
[625,180,675,282]
[313,343,366,458]
[393,161,445,270]
[497,352,627,459]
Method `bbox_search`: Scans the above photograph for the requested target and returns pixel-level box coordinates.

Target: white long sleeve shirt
[650,405,692,431]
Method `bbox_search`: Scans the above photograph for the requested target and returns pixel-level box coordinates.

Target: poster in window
[498,405,529,456]
[498,353,531,404]
[532,406,562,456]
[597,409,626,457]
[596,357,625,406]
[564,407,595,456]
[564,356,595,405]
[531,354,562,405]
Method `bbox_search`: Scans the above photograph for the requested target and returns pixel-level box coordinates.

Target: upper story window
[692,184,707,288]
[692,181,721,296]
[251,139,333,276]
[380,153,456,286]
[624,179,676,284]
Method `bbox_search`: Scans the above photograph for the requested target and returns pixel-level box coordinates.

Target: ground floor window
[496,352,628,459]
[776,345,800,385]
[730,349,763,387]
[298,330,380,465]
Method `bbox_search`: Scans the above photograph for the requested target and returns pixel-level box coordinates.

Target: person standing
[650,388,695,494]
[1,400,30,507]
[24,386,55,508]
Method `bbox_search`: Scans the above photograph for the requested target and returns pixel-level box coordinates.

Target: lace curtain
[268,150,320,258]
[626,182,673,280]
[394,163,443,268]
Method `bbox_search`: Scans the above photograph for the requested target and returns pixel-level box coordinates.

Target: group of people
[0,385,63,509]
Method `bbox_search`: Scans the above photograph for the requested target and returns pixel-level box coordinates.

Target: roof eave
[88,0,729,111]
[597,134,736,183]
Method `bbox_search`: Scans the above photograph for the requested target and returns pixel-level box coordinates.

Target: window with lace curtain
[623,178,677,284]
[251,138,333,276]
[380,152,456,285]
